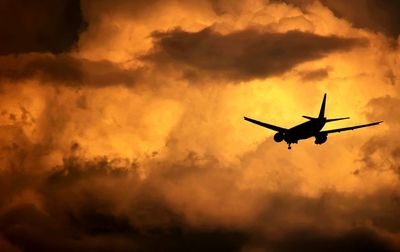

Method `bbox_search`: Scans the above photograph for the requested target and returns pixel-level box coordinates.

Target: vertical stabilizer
[319,93,326,119]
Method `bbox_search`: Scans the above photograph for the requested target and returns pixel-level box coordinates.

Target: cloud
[263,228,398,252]
[0,53,143,87]
[0,145,250,251]
[145,27,366,81]
[1,0,400,251]
[358,96,400,178]
[0,0,86,55]
[321,0,400,37]
[1,150,400,251]
[277,0,400,37]
[299,68,329,82]
[81,0,161,20]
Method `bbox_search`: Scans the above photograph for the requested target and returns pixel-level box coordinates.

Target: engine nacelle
[274,132,284,142]
[314,133,328,144]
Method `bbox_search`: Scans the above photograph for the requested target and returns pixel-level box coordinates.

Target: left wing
[320,121,383,134]
[244,117,287,132]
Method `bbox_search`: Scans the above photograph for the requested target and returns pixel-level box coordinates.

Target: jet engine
[274,132,284,142]
[314,133,327,144]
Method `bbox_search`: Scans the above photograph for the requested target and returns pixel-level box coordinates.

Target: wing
[320,121,383,134]
[244,117,287,132]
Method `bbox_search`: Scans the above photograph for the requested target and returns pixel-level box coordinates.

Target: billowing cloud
[1,0,400,251]
[357,96,400,178]
[1,144,399,251]
[320,0,400,37]
[277,0,400,37]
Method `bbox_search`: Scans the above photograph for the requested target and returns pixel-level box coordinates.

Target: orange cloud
[0,0,399,251]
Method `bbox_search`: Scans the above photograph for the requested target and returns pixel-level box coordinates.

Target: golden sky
[0,0,400,251]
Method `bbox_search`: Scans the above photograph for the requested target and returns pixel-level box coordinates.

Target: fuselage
[244,93,382,150]
[284,118,325,144]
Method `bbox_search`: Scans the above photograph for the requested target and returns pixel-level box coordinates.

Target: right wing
[320,121,383,134]
[244,117,287,132]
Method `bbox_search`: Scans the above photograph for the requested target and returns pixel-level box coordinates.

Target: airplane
[244,94,383,149]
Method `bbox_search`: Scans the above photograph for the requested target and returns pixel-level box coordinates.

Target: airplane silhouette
[244,94,383,149]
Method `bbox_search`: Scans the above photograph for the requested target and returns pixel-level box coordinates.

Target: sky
[0,0,400,251]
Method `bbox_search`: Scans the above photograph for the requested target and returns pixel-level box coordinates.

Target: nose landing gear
[288,143,292,150]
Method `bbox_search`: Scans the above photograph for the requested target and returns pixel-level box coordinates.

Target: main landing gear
[286,140,297,150]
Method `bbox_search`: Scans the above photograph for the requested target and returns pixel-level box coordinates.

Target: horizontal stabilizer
[302,115,316,120]
[326,117,350,122]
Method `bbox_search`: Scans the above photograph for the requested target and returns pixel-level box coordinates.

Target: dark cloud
[0,54,143,87]
[208,0,246,16]
[321,0,400,37]
[270,0,312,9]
[265,228,398,252]
[1,204,247,252]
[300,68,329,82]
[277,0,400,37]
[0,150,248,252]
[145,27,366,81]
[82,0,161,20]
[0,0,86,55]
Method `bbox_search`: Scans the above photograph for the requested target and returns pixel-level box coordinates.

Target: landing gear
[288,143,292,150]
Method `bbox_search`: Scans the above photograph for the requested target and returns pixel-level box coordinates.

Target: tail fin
[318,93,326,119]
